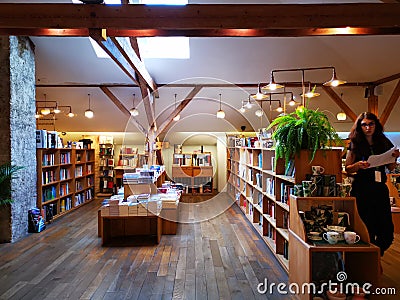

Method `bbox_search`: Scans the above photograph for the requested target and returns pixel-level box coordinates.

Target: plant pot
[0,204,12,243]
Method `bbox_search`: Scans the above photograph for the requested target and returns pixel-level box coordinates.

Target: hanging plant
[267,106,343,165]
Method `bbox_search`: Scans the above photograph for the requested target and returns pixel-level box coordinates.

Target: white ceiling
[11,0,399,137]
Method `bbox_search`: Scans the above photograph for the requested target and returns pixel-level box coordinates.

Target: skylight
[86,0,190,59]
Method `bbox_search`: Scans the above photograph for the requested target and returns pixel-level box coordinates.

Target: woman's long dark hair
[349,112,388,158]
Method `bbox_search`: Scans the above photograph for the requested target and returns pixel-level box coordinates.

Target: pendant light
[251,83,268,100]
[84,93,94,118]
[67,107,75,118]
[40,94,51,115]
[255,98,263,117]
[302,83,320,98]
[323,68,347,87]
[53,102,61,114]
[35,111,41,119]
[129,93,139,116]
[173,93,180,121]
[216,94,225,119]
[262,73,284,91]
[238,100,246,113]
[336,93,347,121]
[245,95,253,109]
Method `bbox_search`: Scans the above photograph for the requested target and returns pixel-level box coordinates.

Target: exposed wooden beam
[373,72,400,85]
[155,86,203,137]
[111,36,157,93]
[90,29,139,85]
[99,86,146,135]
[0,4,400,37]
[322,86,358,121]
[379,80,400,125]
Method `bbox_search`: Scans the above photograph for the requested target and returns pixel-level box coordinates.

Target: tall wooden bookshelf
[37,148,95,222]
[98,143,115,196]
[226,137,343,272]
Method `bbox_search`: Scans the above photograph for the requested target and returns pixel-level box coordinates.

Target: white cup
[344,231,360,244]
[323,231,340,244]
[312,165,325,175]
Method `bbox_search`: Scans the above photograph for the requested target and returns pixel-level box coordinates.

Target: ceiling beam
[90,29,139,85]
[322,86,358,121]
[112,36,157,94]
[155,85,202,137]
[379,80,400,126]
[99,86,146,135]
[0,4,400,37]
[373,72,400,85]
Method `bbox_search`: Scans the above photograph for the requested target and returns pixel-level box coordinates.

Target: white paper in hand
[367,146,397,168]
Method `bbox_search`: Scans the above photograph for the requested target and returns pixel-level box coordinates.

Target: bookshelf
[37,148,95,222]
[98,143,115,196]
[226,135,343,273]
[172,152,213,194]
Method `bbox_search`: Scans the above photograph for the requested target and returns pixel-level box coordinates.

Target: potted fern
[0,162,24,206]
[267,106,342,165]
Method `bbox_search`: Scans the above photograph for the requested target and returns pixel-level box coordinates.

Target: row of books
[100,158,114,167]
[60,183,69,196]
[99,147,114,156]
[60,168,70,180]
[60,197,72,212]
[42,170,56,184]
[75,165,83,177]
[42,186,57,202]
[42,153,55,166]
[60,152,71,164]
[36,130,63,149]
[118,158,138,167]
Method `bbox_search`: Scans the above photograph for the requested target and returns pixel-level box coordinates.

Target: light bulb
[85,109,94,118]
[337,112,347,121]
[41,108,51,115]
[216,110,225,119]
[239,107,246,113]
[35,112,41,119]
[173,114,181,121]
[130,108,139,116]
[255,109,264,117]
[67,112,75,118]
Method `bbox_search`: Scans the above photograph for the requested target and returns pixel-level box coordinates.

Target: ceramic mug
[323,231,340,244]
[337,183,352,197]
[302,180,317,197]
[344,231,360,244]
[293,184,304,197]
[312,165,325,175]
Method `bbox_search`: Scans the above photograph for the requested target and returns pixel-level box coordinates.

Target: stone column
[0,36,37,242]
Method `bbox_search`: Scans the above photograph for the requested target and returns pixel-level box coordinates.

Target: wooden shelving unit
[172,152,213,194]
[37,148,95,221]
[226,136,343,273]
[98,143,115,196]
[289,196,379,300]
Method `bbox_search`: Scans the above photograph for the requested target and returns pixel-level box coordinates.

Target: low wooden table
[98,214,162,246]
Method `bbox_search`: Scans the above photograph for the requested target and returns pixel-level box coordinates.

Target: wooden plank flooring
[0,193,398,299]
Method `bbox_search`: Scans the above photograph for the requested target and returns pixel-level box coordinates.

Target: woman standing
[345,112,399,256]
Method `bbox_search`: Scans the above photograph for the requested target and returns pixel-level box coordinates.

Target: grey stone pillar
[0,36,37,242]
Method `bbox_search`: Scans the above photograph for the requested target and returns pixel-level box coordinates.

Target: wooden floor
[0,192,398,300]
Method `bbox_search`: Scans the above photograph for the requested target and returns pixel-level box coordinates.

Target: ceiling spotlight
[216,94,225,119]
[130,93,139,116]
[84,93,94,118]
